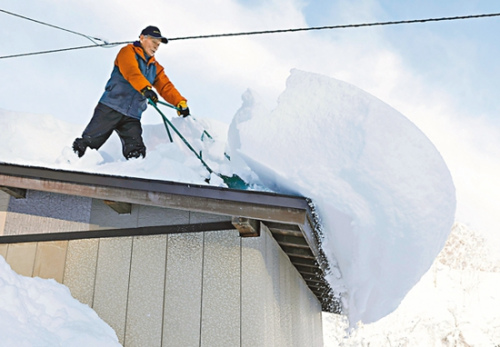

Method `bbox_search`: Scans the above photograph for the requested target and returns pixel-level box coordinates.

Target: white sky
[1,0,499,254]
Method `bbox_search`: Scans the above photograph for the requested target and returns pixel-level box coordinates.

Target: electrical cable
[168,12,500,41]
[0,42,132,60]
[0,8,108,45]
[1,11,499,60]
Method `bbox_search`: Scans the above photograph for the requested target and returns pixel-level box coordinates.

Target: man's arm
[153,62,187,107]
[114,44,151,93]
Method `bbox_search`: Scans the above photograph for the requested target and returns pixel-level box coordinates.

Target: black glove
[141,86,158,104]
[176,100,190,117]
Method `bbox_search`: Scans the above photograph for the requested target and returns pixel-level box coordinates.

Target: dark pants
[81,103,146,158]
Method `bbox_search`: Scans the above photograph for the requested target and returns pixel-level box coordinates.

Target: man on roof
[73,25,190,159]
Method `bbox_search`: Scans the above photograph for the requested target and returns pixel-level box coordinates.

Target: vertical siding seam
[31,242,39,277]
[91,238,101,309]
[61,240,70,284]
[160,234,169,347]
[198,232,205,347]
[122,236,135,347]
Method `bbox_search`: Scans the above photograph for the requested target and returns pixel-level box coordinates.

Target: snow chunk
[228,69,456,325]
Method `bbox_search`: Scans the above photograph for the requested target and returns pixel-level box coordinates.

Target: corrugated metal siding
[0,227,323,347]
[0,186,324,346]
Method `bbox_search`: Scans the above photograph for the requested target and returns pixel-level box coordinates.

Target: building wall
[2,190,231,233]
[3,190,92,235]
[0,191,324,347]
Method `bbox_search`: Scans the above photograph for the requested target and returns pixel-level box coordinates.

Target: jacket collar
[132,41,155,64]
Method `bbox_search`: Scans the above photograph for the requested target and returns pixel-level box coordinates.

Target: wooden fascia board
[0,173,307,224]
[0,164,310,225]
[0,163,306,208]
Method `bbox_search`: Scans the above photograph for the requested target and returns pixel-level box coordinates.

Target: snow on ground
[1,70,458,337]
[323,223,500,346]
[0,256,121,347]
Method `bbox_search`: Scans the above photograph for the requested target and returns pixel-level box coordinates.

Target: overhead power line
[1,42,131,60]
[1,11,499,60]
[0,8,108,45]
[168,12,500,41]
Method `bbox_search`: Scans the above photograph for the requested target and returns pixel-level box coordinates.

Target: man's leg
[73,103,122,157]
[115,117,146,159]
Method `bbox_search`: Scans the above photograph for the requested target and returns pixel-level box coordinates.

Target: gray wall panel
[241,226,279,347]
[93,237,133,345]
[63,239,99,307]
[241,230,267,347]
[200,230,241,347]
[163,232,204,347]
[278,248,294,346]
[125,235,167,347]
[33,240,68,282]
[0,244,7,259]
[5,191,91,234]
[5,242,37,276]
[90,199,139,230]
[189,211,232,224]
[137,205,190,227]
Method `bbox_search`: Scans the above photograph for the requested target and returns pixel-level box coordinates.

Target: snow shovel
[148,99,248,190]
[157,100,231,160]
[156,100,214,141]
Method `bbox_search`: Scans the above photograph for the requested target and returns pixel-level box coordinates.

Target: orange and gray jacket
[99,41,186,120]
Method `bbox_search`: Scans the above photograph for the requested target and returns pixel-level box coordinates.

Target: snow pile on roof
[0,69,456,327]
[227,69,456,324]
[0,256,121,346]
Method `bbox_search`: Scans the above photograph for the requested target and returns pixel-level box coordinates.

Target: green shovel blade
[221,174,249,190]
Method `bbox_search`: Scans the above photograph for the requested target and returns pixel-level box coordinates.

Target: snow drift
[227,69,456,324]
[0,69,455,327]
[0,256,121,346]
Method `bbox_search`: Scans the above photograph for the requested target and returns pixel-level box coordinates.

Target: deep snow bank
[227,69,456,324]
[0,256,121,346]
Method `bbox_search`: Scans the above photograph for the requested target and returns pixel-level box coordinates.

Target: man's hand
[141,86,158,104]
[177,100,190,117]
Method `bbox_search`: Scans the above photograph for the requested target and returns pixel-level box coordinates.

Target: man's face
[140,35,162,56]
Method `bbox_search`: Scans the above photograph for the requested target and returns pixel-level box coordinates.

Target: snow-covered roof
[0,69,456,325]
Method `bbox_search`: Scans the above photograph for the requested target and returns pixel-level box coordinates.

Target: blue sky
[1,0,499,254]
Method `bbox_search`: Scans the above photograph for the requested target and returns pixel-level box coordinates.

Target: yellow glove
[177,100,190,117]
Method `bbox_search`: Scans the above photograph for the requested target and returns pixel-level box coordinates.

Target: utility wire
[0,42,132,59]
[0,8,108,45]
[1,11,500,60]
[168,12,500,41]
